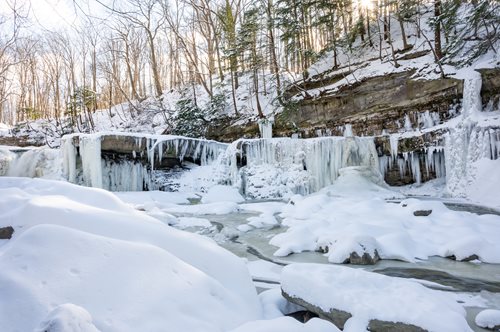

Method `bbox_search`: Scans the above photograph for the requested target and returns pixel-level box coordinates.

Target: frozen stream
[167,200,500,332]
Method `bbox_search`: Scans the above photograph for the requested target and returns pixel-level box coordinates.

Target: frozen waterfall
[61,133,229,191]
[218,136,381,198]
[445,72,500,199]
[0,146,62,179]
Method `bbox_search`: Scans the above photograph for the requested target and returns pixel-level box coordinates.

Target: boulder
[0,226,14,239]
[413,210,432,216]
[348,250,380,265]
[281,290,352,330]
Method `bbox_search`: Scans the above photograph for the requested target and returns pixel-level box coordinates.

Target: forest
[0,0,498,131]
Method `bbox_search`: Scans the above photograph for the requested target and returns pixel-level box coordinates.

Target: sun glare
[359,0,373,10]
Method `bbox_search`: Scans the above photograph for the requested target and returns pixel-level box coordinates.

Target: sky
[0,0,103,32]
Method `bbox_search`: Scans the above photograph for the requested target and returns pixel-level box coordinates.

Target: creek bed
[170,200,500,332]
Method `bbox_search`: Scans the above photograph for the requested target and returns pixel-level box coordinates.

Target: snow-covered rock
[281,264,472,332]
[34,304,100,332]
[475,309,500,330]
[269,170,500,264]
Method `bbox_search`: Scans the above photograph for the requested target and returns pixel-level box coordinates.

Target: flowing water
[171,200,500,332]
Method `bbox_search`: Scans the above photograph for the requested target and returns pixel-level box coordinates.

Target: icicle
[62,135,77,183]
[79,134,103,189]
[389,135,399,162]
[343,124,353,137]
[258,118,273,139]
[404,114,413,131]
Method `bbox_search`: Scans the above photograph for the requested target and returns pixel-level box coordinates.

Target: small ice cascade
[445,72,500,197]
[378,134,446,185]
[0,146,63,179]
[218,136,381,198]
[148,136,227,170]
[258,118,273,139]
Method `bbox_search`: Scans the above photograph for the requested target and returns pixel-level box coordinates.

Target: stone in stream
[348,250,380,265]
[318,235,380,265]
[413,210,432,216]
[0,226,14,239]
[446,254,480,262]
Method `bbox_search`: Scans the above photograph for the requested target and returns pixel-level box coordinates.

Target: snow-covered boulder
[0,224,258,332]
[317,235,380,265]
[475,309,500,330]
[34,304,100,332]
[281,264,472,332]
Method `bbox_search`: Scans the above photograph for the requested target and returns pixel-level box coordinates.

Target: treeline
[0,0,498,128]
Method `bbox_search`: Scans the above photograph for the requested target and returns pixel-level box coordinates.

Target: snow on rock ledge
[281,264,472,332]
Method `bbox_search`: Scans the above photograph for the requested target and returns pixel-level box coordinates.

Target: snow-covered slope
[0,177,262,332]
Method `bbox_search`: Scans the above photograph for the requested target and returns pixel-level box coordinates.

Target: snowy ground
[1,162,500,331]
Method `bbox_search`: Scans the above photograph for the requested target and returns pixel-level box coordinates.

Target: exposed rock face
[206,68,500,187]
[275,70,463,138]
[281,290,352,330]
[478,68,500,107]
[0,226,14,239]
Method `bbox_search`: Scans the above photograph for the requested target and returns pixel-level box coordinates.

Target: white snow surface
[230,316,339,332]
[201,185,245,203]
[281,264,472,332]
[475,309,500,329]
[271,167,500,263]
[0,177,262,332]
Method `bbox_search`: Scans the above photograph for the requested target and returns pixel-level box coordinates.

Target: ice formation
[220,136,380,198]
[258,119,273,139]
[379,146,446,185]
[0,146,62,179]
[445,73,500,198]
[61,133,228,191]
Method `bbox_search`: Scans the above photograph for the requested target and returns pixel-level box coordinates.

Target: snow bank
[0,177,261,330]
[0,224,254,332]
[270,169,500,263]
[281,264,472,332]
